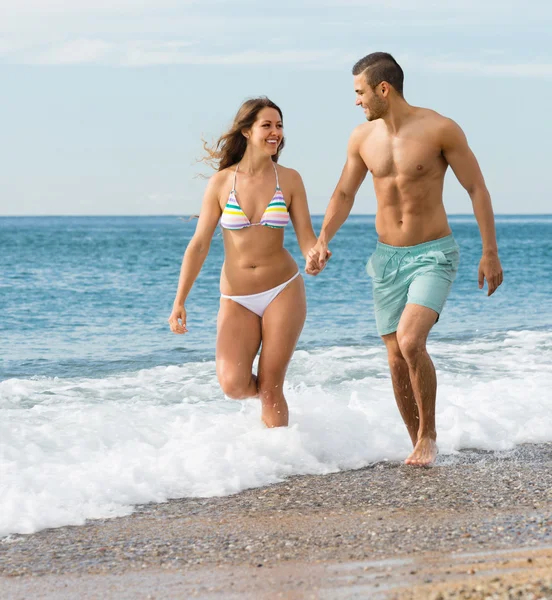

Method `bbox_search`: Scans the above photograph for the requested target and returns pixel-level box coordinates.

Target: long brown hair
[202,97,285,171]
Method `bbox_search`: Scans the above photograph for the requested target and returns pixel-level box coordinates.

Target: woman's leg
[257,275,306,427]
[216,298,262,399]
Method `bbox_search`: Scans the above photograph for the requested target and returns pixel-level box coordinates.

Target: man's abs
[359,108,452,246]
[373,181,451,246]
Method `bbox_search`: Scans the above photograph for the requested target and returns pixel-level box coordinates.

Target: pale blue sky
[1,0,551,215]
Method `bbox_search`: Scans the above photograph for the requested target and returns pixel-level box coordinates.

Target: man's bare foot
[405,437,438,467]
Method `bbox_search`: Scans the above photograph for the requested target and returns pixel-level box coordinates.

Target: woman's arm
[168,174,223,333]
[287,169,318,259]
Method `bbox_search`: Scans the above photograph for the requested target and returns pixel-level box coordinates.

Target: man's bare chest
[360,134,445,179]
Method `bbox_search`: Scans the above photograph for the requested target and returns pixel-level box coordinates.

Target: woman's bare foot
[405,437,438,467]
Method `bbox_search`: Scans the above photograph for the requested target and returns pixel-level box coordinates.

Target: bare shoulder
[275,163,304,186]
[350,122,376,145]
[435,115,468,148]
[413,108,468,150]
[208,167,233,193]
[417,108,465,136]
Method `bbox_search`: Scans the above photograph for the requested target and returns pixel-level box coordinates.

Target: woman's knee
[217,367,254,399]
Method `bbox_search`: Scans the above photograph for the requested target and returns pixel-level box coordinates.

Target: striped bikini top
[220,163,290,230]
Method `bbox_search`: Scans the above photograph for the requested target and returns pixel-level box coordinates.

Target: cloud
[123,48,353,68]
[421,59,552,78]
[1,0,549,72]
[0,2,313,66]
[312,0,547,13]
[32,39,200,66]
[310,0,552,27]
[6,38,552,78]
[12,39,352,68]
[0,38,32,56]
[0,0,197,18]
[35,39,114,65]
[14,39,552,78]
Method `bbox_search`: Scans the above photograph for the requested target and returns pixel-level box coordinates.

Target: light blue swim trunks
[366,234,460,336]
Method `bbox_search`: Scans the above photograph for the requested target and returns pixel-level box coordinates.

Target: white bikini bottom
[220,271,300,318]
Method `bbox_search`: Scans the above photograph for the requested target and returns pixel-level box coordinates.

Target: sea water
[0,215,550,536]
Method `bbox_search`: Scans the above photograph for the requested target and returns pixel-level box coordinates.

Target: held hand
[168,305,188,334]
[478,253,504,296]
[305,241,332,276]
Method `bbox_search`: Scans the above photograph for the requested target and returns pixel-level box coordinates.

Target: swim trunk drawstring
[391,251,411,285]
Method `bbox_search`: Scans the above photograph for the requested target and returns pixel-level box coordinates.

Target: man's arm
[306,127,368,274]
[441,119,503,296]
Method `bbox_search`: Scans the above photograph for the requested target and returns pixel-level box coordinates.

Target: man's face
[354,73,387,121]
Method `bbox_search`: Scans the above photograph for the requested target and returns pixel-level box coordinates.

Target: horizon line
[1,213,551,218]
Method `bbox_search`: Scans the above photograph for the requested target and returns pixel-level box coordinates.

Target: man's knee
[384,337,407,372]
[396,332,426,365]
[387,351,407,374]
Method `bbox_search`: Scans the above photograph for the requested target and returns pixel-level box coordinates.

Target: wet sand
[1,443,551,598]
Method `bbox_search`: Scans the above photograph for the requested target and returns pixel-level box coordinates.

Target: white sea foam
[1,330,551,537]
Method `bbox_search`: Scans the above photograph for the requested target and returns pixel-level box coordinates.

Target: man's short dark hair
[352,52,404,96]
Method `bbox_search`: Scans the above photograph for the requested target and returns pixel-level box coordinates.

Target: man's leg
[382,333,419,447]
[395,303,439,466]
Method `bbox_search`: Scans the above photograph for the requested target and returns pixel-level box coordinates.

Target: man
[306,52,503,467]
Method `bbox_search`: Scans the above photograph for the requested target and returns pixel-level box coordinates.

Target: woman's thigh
[257,275,306,389]
[216,298,262,386]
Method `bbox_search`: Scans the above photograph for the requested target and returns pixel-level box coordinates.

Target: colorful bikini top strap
[232,164,239,192]
[273,161,280,189]
[234,162,278,188]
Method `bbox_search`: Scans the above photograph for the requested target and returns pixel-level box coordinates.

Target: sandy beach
[2,443,551,599]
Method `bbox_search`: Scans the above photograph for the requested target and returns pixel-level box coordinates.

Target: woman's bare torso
[218,165,297,295]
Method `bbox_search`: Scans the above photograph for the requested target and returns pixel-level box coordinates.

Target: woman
[168,97,322,427]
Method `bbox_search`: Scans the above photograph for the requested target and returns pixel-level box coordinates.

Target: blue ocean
[1,215,551,537]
